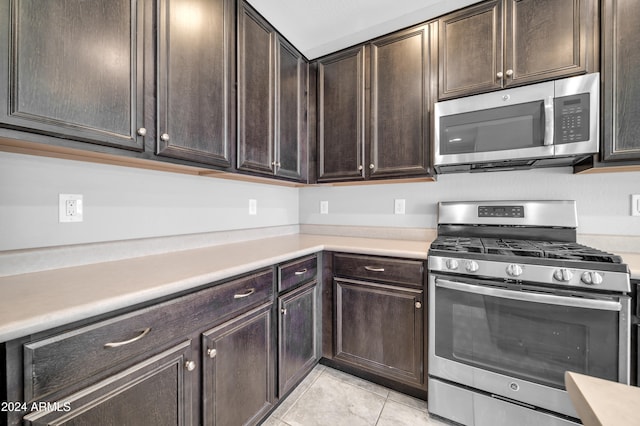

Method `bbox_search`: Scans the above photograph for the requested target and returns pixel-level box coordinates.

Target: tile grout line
[373,398,389,426]
[272,365,328,422]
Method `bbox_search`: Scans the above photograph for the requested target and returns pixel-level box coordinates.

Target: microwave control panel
[555,93,590,144]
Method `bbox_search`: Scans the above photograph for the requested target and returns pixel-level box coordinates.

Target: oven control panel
[478,205,524,218]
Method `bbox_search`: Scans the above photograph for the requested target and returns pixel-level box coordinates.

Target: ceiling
[246,0,480,59]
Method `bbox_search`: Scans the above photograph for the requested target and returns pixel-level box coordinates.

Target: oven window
[439,101,545,155]
[434,284,619,389]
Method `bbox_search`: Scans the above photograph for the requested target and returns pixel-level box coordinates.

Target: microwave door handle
[544,96,554,146]
[435,278,622,311]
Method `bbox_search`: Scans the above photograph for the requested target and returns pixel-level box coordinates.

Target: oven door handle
[435,278,622,311]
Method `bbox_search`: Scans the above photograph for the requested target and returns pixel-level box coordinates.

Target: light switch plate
[320,201,329,214]
[394,199,406,215]
[249,199,257,215]
[632,194,640,216]
[59,194,83,223]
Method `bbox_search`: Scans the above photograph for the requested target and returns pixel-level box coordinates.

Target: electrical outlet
[249,199,257,215]
[320,201,329,214]
[394,199,406,215]
[632,194,640,216]
[59,194,83,223]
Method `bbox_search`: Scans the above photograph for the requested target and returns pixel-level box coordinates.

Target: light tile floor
[262,364,452,426]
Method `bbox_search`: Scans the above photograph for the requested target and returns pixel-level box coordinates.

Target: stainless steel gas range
[427,200,631,426]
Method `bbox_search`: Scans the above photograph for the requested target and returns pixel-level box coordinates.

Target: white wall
[0,152,300,251]
[299,168,640,236]
[2,151,639,253]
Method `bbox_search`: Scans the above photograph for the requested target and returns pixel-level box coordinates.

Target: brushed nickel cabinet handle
[294,269,308,276]
[160,133,170,142]
[415,301,422,309]
[233,288,256,299]
[281,308,287,315]
[185,360,196,371]
[358,165,363,171]
[505,69,514,77]
[104,327,151,348]
[207,348,217,359]
[496,71,503,79]
[137,127,147,136]
[364,266,385,272]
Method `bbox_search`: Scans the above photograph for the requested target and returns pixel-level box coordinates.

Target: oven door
[428,274,631,418]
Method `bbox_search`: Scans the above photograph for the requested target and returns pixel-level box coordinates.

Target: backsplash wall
[299,168,640,237]
[0,152,300,251]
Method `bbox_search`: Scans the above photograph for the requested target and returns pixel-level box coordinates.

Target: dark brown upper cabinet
[237,2,307,181]
[316,46,366,182]
[369,25,434,179]
[156,0,235,168]
[317,23,434,183]
[0,0,144,151]
[438,0,597,100]
[600,0,640,163]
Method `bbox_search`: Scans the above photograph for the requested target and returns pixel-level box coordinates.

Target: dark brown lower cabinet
[202,302,275,426]
[334,278,424,386]
[278,280,318,396]
[22,341,194,425]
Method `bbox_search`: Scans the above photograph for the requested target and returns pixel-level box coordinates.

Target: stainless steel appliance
[428,200,631,426]
[434,73,599,173]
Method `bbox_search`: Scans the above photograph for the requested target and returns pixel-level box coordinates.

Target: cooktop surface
[430,236,623,264]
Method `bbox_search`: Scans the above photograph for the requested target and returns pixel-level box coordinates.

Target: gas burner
[482,239,544,257]
[430,237,483,253]
[535,241,623,263]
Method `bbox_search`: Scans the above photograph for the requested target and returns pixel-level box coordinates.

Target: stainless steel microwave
[433,73,599,173]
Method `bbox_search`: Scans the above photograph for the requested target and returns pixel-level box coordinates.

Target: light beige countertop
[620,252,640,280]
[565,371,640,426]
[0,234,429,343]
[0,232,637,344]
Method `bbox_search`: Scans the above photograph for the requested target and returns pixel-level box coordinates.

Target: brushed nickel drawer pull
[104,327,151,348]
[233,288,256,299]
[207,348,217,359]
[294,269,308,276]
[364,266,385,272]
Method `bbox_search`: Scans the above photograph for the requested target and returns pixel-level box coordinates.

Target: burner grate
[430,237,623,264]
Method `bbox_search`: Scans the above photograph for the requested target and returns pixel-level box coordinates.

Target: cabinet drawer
[333,254,424,288]
[24,268,274,401]
[278,255,318,292]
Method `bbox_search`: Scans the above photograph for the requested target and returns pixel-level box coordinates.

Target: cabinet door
[505,0,593,87]
[275,36,305,180]
[23,341,194,426]
[317,46,366,182]
[369,25,431,178]
[0,0,144,150]
[202,303,275,426]
[438,1,503,100]
[601,0,640,162]
[278,281,318,396]
[237,3,274,175]
[157,0,234,167]
[334,278,423,386]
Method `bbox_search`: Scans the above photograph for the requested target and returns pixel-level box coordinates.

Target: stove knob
[553,268,574,282]
[506,264,523,277]
[465,260,480,273]
[445,259,459,270]
[581,271,603,285]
